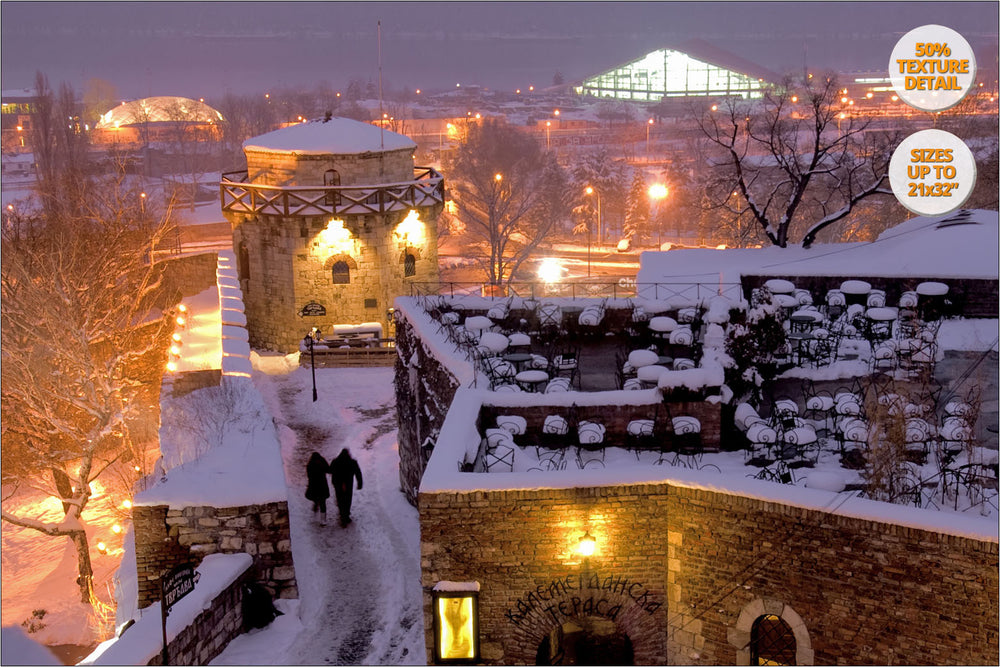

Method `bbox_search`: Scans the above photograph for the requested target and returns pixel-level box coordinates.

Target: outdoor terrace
[404,275,998,518]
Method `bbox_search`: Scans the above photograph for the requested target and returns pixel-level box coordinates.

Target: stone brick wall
[230,204,441,352]
[394,314,461,505]
[245,147,415,186]
[419,483,998,665]
[145,564,255,666]
[162,251,219,301]
[133,502,297,609]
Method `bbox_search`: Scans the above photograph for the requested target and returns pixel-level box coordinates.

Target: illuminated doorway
[535,617,634,666]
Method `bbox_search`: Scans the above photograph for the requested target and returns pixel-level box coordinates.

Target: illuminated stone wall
[226,142,442,352]
[231,206,439,352]
[419,484,998,665]
[133,501,297,609]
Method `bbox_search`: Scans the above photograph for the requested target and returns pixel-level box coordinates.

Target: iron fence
[409,280,744,302]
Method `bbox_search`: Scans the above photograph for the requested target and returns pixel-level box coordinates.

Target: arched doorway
[535,616,634,666]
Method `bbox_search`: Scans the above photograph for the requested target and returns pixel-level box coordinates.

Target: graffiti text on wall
[505,572,662,626]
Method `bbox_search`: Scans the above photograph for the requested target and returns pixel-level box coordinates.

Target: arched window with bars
[750,614,796,665]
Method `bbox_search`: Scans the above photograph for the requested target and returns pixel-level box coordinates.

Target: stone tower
[220,117,444,352]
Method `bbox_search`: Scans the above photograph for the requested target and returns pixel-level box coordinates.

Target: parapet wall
[420,481,998,665]
[133,501,297,609]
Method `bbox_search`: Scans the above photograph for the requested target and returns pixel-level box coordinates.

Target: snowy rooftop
[638,209,999,284]
[243,117,417,155]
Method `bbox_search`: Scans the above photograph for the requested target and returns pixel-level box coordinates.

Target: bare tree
[30,72,90,221]
[1,166,177,604]
[446,119,560,286]
[696,74,899,248]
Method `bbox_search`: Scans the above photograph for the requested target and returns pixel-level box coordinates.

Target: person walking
[328,448,363,527]
[305,452,331,524]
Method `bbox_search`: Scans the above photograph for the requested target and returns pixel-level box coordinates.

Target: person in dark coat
[305,452,331,524]
[328,448,363,527]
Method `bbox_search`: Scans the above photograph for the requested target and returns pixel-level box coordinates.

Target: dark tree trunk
[71,529,94,603]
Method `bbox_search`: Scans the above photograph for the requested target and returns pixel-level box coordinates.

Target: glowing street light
[537,257,563,283]
[646,118,654,158]
[648,184,669,246]
[545,120,551,150]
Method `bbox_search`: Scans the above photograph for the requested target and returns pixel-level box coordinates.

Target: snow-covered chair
[496,415,527,436]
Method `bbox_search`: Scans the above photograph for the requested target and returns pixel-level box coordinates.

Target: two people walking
[305,448,363,527]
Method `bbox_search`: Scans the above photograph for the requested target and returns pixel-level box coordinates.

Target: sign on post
[160,563,199,664]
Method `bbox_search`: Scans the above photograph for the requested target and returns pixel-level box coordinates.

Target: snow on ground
[1,479,130,650]
[211,355,425,665]
[1,626,62,665]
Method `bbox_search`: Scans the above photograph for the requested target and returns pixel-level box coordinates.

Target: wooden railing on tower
[219,167,445,217]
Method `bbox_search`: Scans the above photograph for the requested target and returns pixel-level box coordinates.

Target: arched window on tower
[324,169,341,208]
[332,260,351,284]
[750,614,796,666]
[404,252,416,277]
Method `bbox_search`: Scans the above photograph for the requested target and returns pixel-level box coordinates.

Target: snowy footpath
[212,356,425,665]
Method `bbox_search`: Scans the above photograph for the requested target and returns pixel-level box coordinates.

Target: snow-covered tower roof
[241,117,418,187]
[243,117,416,155]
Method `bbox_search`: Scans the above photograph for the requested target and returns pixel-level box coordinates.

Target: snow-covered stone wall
[394,308,463,505]
[85,554,253,667]
[133,502,296,609]
[419,482,998,665]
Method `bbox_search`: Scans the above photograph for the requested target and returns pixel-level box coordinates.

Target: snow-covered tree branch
[695,74,901,248]
[2,147,178,603]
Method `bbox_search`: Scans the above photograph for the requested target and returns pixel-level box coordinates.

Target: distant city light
[416,89,421,94]
[528,85,534,91]
[537,258,563,283]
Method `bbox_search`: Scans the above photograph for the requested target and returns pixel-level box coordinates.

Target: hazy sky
[2,2,997,100]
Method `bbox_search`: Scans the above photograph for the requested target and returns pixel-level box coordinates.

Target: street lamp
[585,185,602,246]
[545,120,551,150]
[648,183,668,247]
[304,327,321,402]
[646,118,654,158]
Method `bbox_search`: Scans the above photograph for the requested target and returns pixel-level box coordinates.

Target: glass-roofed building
[576,39,780,102]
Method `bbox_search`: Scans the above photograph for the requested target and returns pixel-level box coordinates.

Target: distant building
[1,88,36,153]
[576,39,780,102]
[92,96,225,146]
[220,117,445,352]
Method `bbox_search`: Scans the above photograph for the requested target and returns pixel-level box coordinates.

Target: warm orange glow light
[648,183,668,200]
[577,532,596,557]
[122,499,133,509]
[112,524,123,534]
